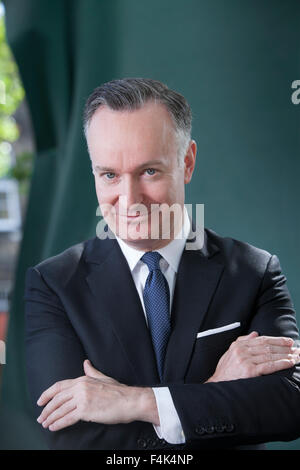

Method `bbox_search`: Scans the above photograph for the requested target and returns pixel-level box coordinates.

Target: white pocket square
[196,322,241,339]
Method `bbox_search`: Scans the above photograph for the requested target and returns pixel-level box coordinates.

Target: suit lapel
[85,237,160,385]
[163,236,224,382]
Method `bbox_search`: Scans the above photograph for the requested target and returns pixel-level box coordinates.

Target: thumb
[83,360,117,383]
[83,359,103,378]
[237,331,259,342]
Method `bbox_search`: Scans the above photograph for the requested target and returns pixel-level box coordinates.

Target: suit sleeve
[24,266,103,449]
[168,254,300,447]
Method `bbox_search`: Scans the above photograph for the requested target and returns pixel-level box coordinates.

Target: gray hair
[83,78,192,166]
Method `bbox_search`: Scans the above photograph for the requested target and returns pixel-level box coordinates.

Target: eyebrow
[93,159,167,173]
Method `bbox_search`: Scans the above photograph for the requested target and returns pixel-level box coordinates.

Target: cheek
[95,180,115,204]
[163,172,184,200]
[146,176,182,204]
[95,182,104,205]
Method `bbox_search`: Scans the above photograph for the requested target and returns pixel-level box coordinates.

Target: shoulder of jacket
[205,227,273,272]
[32,238,95,283]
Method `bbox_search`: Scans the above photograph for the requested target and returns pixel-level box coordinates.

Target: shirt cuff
[152,387,186,444]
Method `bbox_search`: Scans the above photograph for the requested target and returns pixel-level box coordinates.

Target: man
[25,78,300,450]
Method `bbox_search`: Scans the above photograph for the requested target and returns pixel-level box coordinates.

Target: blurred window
[0,179,21,233]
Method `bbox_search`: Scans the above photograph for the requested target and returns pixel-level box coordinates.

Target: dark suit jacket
[24,227,300,450]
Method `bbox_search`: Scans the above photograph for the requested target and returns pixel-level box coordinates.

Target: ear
[184,140,197,184]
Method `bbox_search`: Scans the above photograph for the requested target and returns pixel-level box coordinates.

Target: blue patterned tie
[141,251,171,382]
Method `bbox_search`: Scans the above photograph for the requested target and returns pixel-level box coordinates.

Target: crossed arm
[25,252,300,446]
[36,332,300,432]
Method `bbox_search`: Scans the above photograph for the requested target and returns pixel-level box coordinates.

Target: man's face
[86,101,196,250]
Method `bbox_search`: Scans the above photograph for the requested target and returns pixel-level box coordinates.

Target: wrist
[132,387,160,425]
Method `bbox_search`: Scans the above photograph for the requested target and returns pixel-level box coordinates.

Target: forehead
[86,102,178,161]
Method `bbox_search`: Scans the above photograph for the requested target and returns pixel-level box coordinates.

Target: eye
[144,168,156,176]
[103,172,116,179]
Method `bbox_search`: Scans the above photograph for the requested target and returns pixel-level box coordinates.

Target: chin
[116,221,152,242]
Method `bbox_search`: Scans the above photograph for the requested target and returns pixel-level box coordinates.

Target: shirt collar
[115,206,191,273]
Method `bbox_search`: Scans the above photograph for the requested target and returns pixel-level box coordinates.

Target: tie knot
[141,251,162,271]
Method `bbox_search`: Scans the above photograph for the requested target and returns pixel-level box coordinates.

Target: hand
[36,360,159,431]
[206,331,300,383]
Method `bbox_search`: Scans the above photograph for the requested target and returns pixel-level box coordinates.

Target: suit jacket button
[195,426,206,435]
[147,438,157,448]
[205,425,215,434]
[224,423,235,433]
[137,438,147,448]
[215,424,225,433]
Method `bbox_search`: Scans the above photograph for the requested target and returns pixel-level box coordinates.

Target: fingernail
[37,416,42,423]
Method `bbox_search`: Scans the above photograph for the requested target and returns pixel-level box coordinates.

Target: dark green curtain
[0,0,299,450]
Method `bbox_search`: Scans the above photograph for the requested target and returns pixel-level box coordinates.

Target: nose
[119,175,142,213]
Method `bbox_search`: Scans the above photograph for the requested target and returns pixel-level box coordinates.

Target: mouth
[118,212,149,221]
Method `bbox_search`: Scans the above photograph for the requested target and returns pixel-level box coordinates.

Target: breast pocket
[194,322,242,352]
[186,322,242,383]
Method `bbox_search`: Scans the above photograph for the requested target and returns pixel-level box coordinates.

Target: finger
[255,358,296,376]
[252,353,300,365]
[248,336,294,348]
[41,400,77,429]
[48,409,79,432]
[37,379,75,406]
[247,345,300,356]
[236,331,259,342]
[37,391,73,423]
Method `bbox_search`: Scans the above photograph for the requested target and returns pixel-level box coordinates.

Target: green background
[0,0,299,449]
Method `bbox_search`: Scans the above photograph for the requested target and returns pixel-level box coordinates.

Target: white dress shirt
[115,208,191,444]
